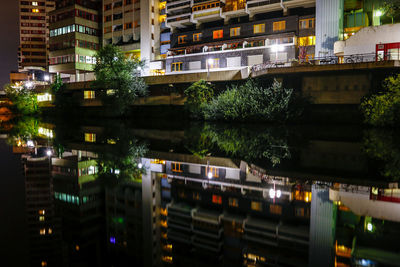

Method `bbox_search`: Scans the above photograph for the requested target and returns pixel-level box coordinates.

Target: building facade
[165,0,316,74]
[48,0,101,82]
[18,0,55,72]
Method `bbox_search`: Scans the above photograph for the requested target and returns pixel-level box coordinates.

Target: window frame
[213,29,223,39]
[253,23,265,34]
[230,27,240,37]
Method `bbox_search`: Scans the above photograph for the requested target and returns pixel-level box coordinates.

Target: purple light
[110,237,116,244]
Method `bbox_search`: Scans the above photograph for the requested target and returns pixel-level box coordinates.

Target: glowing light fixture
[27,140,34,147]
[46,150,52,157]
[138,163,143,169]
[375,10,383,17]
[207,171,213,179]
[367,222,373,232]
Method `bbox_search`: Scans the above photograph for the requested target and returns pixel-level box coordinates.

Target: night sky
[0,0,19,89]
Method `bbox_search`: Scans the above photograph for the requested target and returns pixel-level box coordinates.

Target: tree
[3,82,39,115]
[361,74,400,127]
[184,79,214,118]
[382,0,400,24]
[93,45,147,115]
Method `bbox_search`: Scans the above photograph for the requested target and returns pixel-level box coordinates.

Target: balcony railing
[246,0,280,8]
[222,3,246,12]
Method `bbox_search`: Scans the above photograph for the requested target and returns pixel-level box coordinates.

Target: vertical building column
[140,0,153,75]
[315,0,344,57]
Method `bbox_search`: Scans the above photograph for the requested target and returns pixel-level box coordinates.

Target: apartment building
[165,0,316,74]
[18,0,55,77]
[48,0,101,82]
[102,0,169,75]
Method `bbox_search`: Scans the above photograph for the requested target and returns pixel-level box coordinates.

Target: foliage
[93,45,147,115]
[4,83,39,115]
[382,0,400,23]
[6,116,39,146]
[50,75,80,113]
[185,123,291,166]
[361,74,400,127]
[184,79,214,118]
[201,79,307,122]
[363,129,400,181]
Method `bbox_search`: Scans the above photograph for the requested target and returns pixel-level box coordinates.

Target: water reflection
[1,118,400,267]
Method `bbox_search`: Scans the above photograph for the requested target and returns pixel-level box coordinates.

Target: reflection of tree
[6,116,39,146]
[363,129,400,180]
[186,123,291,166]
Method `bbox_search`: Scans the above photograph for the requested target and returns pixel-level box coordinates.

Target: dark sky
[0,0,19,89]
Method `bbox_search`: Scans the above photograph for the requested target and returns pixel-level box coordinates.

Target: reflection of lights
[276,190,281,198]
[46,150,52,157]
[25,81,34,88]
[208,58,213,65]
[207,171,213,179]
[269,189,275,199]
[138,163,143,169]
[27,140,34,147]
[110,237,116,244]
[115,169,120,175]
[44,75,50,81]
[367,222,373,232]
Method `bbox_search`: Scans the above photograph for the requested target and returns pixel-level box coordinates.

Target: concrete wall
[343,23,400,56]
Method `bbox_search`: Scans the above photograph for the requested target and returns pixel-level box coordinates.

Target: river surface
[1,116,400,267]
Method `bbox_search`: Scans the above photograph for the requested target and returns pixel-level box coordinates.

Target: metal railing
[251,52,395,72]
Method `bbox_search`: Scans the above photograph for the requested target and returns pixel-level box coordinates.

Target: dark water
[1,116,400,267]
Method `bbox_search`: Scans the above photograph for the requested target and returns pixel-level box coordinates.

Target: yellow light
[48,228,52,234]
[32,9,39,13]
[39,216,45,221]
[160,208,168,216]
[41,261,47,267]
[39,228,46,235]
[39,209,45,215]
[160,220,167,228]
[75,245,80,251]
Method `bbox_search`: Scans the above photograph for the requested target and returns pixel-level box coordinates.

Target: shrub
[184,79,214,118]
[202,79,305,122]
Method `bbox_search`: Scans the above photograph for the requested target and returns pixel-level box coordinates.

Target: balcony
[166,0,191,12]
[246,0,316,16]
[222,1,247,18]
[166,13,192,28]
[191,7,224,23]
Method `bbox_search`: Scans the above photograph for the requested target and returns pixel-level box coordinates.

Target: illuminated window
[273,21,286,32]
[298,36,315,46]
[178,35,187,44]
[39,216,45,221]
[212,194,222,204]
[39,209,45,215]
[32,9,39,13]
[41,261,47,267]
[84,133,96,142]
[193,33,202,42]
[269,204,282,215]
[48,228,52,234]
[293,190,312,202]
[205,166,219,177]
[335,241,351,258]
[213,29,223,39]
[251,201,262,211]
[208,58,219,69]
[193,192,201,200]
[32,2,38,6]
[299,18,315,29]
[253,23,265,34]
[162,256,173,263]
[124,22,133,29]
[160,208,168,216]
[171,162,183,172]
[228,197,238,207]
[84,90,95,99]
[171,62,182,72]
[75,245,80,251]
[39,228,46,235]
[230,27,240,37]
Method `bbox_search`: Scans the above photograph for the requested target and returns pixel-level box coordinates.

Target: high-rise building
[48,0,101,82]
[102,0,169,75]
[164,0,316,74]
[18,0,55,74]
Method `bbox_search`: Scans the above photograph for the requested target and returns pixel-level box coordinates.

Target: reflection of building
[165,0,315,74]
[48,0,101,82]
[23,154,63,267]
[330,182,400,267]
[51,149,104,266]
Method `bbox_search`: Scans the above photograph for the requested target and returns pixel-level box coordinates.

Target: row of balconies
[166,0,315,28]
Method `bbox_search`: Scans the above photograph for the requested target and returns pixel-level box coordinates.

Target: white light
[46,150,52,157]
[208,58,213,65]
[25,81,34,88]
[207,171,213,179]
[271,45,284,52]
[115,169,120,174]
[276,190,281,198]
[138,163,143,169]
[27,140,34,148]
[136,66,141,71]
[269,189,275,199]
[44,75,50,81]
[375,10,382,17]
[367,222,373,232]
